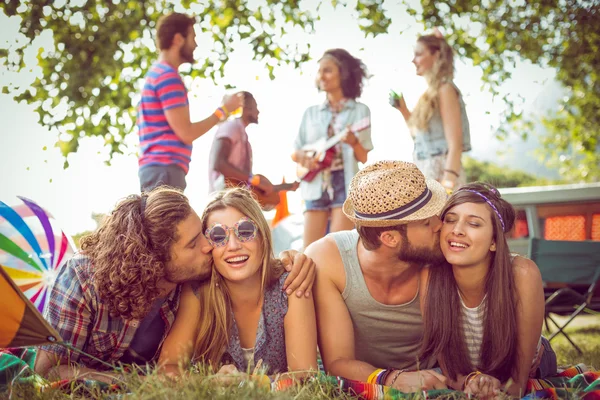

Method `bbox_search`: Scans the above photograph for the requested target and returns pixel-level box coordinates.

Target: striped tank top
[460,293,487,367]
[460,295,542,369]
[460,255,542,369]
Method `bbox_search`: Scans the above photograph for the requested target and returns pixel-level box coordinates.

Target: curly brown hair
[80,186,192,320]
[317,48,369,99]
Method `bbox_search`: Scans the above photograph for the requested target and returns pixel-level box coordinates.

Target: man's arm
[209,138,249,182]
[439,83,464,189]
[164,93,243,145]
[165,106,220,145]
[34,351,119,384]
[157,283,201,376]
[34,257,114,381]
[306,238,377,381]
[308,240,448,391]
[278,250,316,298]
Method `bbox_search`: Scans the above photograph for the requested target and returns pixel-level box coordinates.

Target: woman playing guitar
[291,48,373,249]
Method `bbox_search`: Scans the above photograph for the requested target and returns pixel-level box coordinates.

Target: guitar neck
[320,127,350,152]
[318,118,371,153]
[273,182,298,192]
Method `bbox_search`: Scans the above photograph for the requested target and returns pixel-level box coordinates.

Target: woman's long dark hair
[420,182,517,382]
[319,48,369,99]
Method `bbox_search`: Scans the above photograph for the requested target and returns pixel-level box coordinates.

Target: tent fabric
[0,266,62,349]
[0,197,75,314]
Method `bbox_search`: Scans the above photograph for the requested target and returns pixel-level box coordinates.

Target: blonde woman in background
[158,188,317,383]
[393,29,471,193]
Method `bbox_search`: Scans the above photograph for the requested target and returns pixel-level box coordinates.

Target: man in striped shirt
[137,12,243,192]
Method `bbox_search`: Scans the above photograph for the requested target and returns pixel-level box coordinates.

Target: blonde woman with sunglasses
[158,187,317,382]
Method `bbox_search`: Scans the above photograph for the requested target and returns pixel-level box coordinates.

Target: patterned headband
[321,53,342,67]
[461,189,506,232]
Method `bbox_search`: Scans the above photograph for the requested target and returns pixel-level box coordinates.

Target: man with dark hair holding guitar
[208,92,298,210]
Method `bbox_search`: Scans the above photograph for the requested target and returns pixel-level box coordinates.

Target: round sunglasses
[204,217,258,247]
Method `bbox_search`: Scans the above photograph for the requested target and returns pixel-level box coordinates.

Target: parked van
[272,182,600,257]
[500,182,600,256]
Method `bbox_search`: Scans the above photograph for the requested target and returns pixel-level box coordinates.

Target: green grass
[3,315,599,399]
[545,314,600,369]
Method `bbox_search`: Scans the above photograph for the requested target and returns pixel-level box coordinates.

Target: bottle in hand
[389,89,403,108]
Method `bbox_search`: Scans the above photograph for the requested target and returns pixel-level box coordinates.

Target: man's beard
[180,46,195,64]
[397,235,445,265]
[164,259,212,284]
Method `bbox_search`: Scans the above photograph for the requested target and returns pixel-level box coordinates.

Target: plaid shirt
[42,253,181,369]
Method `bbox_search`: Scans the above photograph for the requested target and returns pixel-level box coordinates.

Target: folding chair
[528,238,600,354]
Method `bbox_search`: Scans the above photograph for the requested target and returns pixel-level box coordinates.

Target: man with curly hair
[34,187,316,382]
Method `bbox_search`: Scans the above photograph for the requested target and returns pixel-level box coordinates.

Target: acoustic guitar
[297,117,371,182]
[225,176,299,211]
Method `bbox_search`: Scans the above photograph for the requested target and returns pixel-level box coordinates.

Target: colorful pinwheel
[0,196,75,314]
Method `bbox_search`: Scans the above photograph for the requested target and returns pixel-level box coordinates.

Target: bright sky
[0,3,556,236]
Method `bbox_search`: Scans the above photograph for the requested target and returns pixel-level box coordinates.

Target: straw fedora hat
[343,160,447,227]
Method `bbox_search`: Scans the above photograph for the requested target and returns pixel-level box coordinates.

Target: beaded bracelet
[462,371,482,390]
[389,369,405,387]
[376,368,392,385]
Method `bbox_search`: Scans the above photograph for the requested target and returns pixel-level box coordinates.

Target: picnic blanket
[273,365,600,399]
[2,349,599,399]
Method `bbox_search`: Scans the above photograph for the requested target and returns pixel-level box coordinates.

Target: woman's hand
[340,128,359,146]
[390,92,411,124]
[217,364,239,375]
[296,150,320,170]
[441,172,457,195]
[464,373,501,400]
[213,364,247,386]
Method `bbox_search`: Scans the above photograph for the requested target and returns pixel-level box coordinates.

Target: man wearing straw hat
[308,160,449,392]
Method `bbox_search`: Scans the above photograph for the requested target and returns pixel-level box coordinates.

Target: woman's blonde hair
[193,188,284,366]
[409,34,455,130]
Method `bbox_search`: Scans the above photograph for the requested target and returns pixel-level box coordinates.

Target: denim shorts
[305,170,347,211]
[534,336,558,378]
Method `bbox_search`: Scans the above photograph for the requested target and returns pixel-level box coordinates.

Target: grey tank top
[331,230,436,370]
[413,81,471,161]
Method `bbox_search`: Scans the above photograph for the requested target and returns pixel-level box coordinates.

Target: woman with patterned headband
[292,48,373,249]
[420,182,556,398]
[158,188,317,382]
